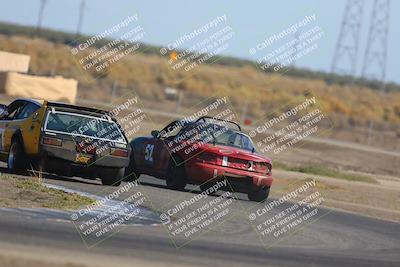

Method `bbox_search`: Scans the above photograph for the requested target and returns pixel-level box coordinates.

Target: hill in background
[0,22,399,150]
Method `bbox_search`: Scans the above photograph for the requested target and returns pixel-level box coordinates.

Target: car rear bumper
[186,161,273,189]
[42,157,104,178]
[41,144,130,168]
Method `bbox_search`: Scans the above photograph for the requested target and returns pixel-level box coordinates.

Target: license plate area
[75,153,93,164]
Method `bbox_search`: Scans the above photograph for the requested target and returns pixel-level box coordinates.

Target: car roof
[13,98,45,106]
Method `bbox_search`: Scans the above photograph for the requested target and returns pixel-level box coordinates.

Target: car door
[0,100,27,154]
[139,137,170,176]
[14,102,42,155]
[0,105,8,160]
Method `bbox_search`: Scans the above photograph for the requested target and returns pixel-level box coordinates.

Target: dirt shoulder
[0,174,94,210]
[272,169,400,222]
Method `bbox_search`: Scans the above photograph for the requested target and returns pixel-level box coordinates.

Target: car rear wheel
[248,186,270,202]
[100,168,123,186]
[166,157,187,191]
[7,139,27,173]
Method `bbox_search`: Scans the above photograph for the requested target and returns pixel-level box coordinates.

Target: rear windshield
[213,128,255,151]
[44,111,126,144]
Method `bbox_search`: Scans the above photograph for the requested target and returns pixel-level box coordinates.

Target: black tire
[100,168,123,186]
[124,155,140,182]
[248,186,270,202]
[7,139,27,173]
[166,157,187,191]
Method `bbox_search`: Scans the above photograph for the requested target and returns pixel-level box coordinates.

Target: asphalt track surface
[0,169,399,267]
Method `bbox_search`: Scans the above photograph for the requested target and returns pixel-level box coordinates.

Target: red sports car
[125,117,273,202]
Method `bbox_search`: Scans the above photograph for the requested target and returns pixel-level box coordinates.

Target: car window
[15,103,40,120]
[188,124,255,151]
[3,101,26,120]
[45,111,126,143]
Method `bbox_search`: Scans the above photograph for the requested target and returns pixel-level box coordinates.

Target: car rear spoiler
[47,101,109,116]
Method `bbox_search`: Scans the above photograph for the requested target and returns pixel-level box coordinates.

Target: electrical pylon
[36,0,48,37]
[361,0,390,91]
[76,0,86,39]
[331,0,364,77]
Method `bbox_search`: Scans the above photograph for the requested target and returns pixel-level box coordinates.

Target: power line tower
[361,0,390,91]
[331,0,364,77]
[76,0,86,39]
[36,0,48,37]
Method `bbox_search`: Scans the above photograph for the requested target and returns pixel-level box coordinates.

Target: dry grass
[0,174,95,210]
[1,34,399,128]
[273,161,377,183]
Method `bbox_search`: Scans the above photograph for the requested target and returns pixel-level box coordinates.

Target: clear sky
[1,0,399,83]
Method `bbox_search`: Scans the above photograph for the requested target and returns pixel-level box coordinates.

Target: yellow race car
[0,98,131,186]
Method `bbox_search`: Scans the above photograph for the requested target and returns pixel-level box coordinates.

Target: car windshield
[213,128,255,151]
[181,123,255,152]
[45,111,126,143]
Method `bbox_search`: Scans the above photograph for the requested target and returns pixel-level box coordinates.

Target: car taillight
[110,148,128,157]
[254,162,272,174]
[266,163,272,174]
[43,137,62,146]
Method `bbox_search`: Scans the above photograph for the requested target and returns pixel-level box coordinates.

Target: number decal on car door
[144,144,154,163]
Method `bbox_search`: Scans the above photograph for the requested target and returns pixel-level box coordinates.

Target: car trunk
[202,144,271,174]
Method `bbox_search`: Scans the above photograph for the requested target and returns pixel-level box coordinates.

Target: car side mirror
[151,130,160,138]
[0,104,8,119]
